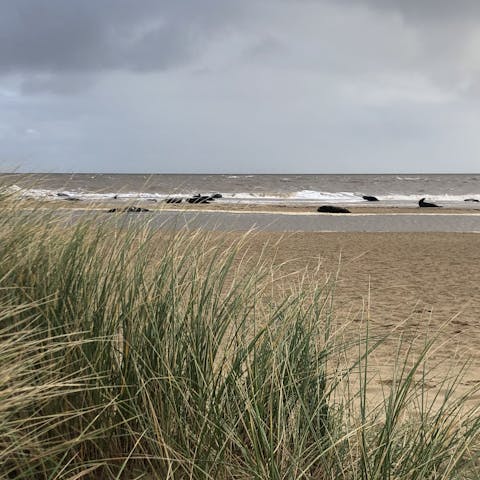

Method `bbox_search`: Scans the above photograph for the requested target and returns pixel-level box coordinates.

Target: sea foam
[8,186,480,206]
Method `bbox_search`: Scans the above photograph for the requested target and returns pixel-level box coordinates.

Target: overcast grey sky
[1,0,480,173]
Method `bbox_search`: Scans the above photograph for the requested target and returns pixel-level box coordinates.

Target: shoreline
[18,198,480,215]
[14,200,480,233]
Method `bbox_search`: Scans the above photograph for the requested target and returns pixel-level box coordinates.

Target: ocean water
[2,173,480,207]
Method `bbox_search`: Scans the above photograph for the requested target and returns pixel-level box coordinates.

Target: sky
[1,0,480,173]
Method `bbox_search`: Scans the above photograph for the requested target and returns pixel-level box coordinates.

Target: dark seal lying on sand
[419,198,441,208]
[317,206,351,213]
[362,195,379,202]
[465,198,480,202]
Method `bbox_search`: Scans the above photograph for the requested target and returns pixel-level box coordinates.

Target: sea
[2,173,480,208]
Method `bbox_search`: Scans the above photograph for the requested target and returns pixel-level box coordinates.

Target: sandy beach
[228,231,480,402]
[4,199,480,476]
[16,200,480,400]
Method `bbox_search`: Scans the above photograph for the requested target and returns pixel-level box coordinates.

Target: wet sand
[25,199,480,233]
[153,202,480,215]
[139,210,480,232]
[27,197,480,215]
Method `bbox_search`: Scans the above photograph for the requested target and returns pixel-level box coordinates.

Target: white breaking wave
[6,185,480,205]
[291,190,360,201]
[10,187,168,201]
[381,194,480,202]
[224,190,362,202]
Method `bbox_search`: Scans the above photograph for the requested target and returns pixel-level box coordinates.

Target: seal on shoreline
[108,206,150,213]
[187,195,211,204]
[187,193,222,204]
[464,198,479,202]
[317,205,351,213]
[419,198,441,208]
[362,195,379,202]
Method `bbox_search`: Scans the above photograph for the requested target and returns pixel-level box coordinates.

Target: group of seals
[187,195,212,204]
[316,193,378,213]
[187,193,222,204]
[104,192,477,214]
[106,193,223,212]
[316,195,453,213]
[166,193,222,204]
[108,206,150,213]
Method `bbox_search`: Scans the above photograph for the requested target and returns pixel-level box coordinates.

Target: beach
[24,202,480,336]
[47,203,480,399]
[36,199,480,372]
[78,201,480,400]
[4,193,480,477]
[21,200,480,344]
[227,231,480,402]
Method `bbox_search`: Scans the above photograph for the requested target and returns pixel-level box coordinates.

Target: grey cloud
[333,0,480,22]
[243,35,286,62]
[2,0,480,173]
[308,0,480,94]
[0,0,245,75]
[3,0,480,79]
[20,73,96,94]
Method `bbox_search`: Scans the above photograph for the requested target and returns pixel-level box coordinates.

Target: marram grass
[0,193,479,479]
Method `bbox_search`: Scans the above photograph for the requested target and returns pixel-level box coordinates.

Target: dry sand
[230,231,480,404]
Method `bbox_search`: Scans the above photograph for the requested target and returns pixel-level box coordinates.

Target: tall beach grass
[1,191,480,479]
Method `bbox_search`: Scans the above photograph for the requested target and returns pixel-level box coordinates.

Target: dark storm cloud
[3,0,478,79]
[0,0,244,74]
